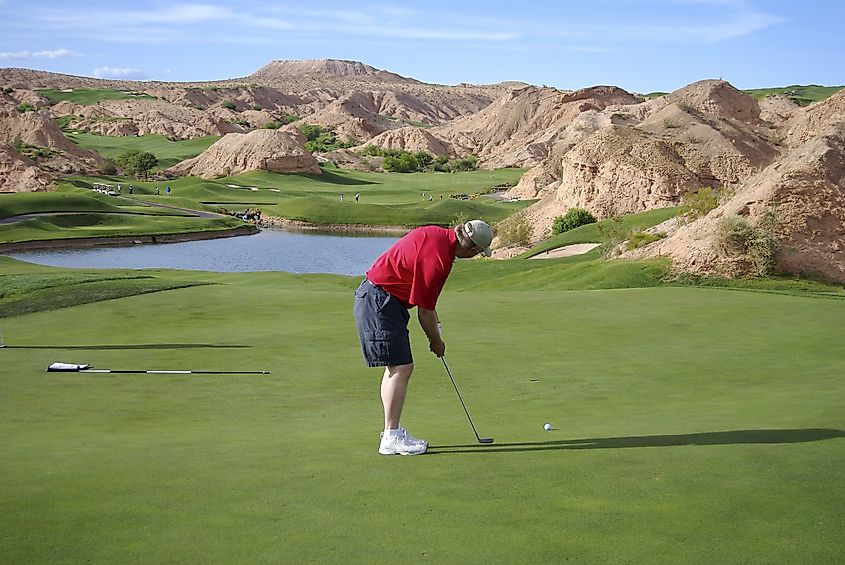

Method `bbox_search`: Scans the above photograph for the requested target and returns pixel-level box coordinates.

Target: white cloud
[0,51,32,60]
[33,49,85,59]
[0,48,84,60]
[92,66,148,79]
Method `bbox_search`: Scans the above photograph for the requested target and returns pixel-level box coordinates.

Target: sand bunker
[530,243,600,259]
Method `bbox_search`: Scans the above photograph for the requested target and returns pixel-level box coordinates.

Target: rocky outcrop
[625,90,845,283]
[503,81,781,244]
[0,144,52,192]
[167,128,320,178]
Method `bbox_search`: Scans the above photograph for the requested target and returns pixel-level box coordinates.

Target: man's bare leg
[381,363,413,430]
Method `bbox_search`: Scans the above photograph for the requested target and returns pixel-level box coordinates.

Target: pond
[6,228,401,275]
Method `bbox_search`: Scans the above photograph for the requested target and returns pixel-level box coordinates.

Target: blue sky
[1,0,842,93]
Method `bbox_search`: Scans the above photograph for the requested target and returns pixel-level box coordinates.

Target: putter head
[479,438,494,444]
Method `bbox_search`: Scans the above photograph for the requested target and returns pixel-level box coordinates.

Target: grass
[523,207,680,258]
[64,133,219,169]
[0,168,529,247]
[743,85,844,106]
[38,88,156,105]
[0,255,843,563]
[641,85,842,106]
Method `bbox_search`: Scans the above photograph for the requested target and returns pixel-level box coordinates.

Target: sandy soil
[529,243,600,259]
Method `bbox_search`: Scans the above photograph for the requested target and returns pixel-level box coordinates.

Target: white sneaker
[379,428,428,455]
[399,425,429,448]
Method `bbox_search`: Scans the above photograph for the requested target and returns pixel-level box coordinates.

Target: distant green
[743,84,844,106]
[642,85,842,106]
[65,133,219,169]
[38,88,156,105]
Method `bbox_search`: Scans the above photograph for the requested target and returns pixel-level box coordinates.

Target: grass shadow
[304,169,377,186]
[427,428,845,455]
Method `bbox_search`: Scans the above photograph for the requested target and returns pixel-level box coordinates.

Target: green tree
[414,151,434,170]
[117,149,158,179]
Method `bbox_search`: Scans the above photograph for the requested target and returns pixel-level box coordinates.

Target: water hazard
[6,228,401,276]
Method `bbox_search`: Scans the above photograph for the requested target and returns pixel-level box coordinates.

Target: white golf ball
[543,423,552,431]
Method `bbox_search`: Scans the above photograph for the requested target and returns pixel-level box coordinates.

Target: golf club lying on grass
[47,362,270,375]
[441,357,493,444]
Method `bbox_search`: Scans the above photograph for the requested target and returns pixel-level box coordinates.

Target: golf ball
[543,423,552,431]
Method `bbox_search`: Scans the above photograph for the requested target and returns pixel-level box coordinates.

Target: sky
[0,0,842,93]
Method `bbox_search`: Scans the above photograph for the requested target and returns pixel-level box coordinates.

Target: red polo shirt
[367,225,457,310]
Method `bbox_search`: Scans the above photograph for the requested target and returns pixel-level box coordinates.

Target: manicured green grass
[744,85,844,106]
[38,88,156,105]
[0,257,843,563]
[64,133,219,169]
[1,168,529,247]
[0,213,244,245]
[642,85,842,106]
[523,207,680,257]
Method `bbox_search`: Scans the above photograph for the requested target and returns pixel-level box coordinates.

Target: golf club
[47,362,269,375]
[441,357,493,444]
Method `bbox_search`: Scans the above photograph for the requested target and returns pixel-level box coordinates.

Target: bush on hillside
[497,212,531,247]
[358,146,477,173]
[714,213,779,276]
[552,208,597,235]
[298,123,357,153]
[680,185,734,221]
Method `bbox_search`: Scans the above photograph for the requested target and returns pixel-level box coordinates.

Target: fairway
[1,259,843,563]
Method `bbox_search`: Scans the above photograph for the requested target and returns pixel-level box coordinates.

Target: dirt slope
[167,128,319,179]
[625,90,845,283]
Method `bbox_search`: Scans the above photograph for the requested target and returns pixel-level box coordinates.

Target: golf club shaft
[441,357,486,442]
[79,369,270,374]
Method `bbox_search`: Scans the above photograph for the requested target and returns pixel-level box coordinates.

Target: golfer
[354,220,494,455]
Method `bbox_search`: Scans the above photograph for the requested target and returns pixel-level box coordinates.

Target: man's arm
[418,307,445,357]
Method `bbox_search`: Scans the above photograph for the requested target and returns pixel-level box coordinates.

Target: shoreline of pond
[0,225,260,253]
[0,215,416,254]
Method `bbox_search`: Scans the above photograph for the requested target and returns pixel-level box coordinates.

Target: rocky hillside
[624,90,845,283]
[1,60,842,283]
[500,80,784,239]
[168,128,320,179]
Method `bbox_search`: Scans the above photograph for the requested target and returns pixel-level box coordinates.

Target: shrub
[714,213,779,276]
[298,124,323,141]
[11,134,24,152]
[16,102,36,113]
[597,217,629,258]
[626,231,666,250]
[497,212,531,247]
[680,185,734,221]
[221,100,237,110]
[101,158,118,175]
[262,121,282,129]
[552,208,597,235]
[383,152,419,173]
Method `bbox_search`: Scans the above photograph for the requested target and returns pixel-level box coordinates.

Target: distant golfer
[354,220,494,455]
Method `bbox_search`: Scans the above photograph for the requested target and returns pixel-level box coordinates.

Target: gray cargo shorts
[354,278,412,367]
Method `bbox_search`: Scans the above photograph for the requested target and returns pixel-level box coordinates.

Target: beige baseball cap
[464,220,493,256]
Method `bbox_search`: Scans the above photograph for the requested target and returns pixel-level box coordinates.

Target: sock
[384,428,402,437]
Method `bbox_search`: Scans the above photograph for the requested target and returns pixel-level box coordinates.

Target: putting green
[1,260,843,563]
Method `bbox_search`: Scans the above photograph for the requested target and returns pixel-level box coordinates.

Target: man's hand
[418,307,445,357]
